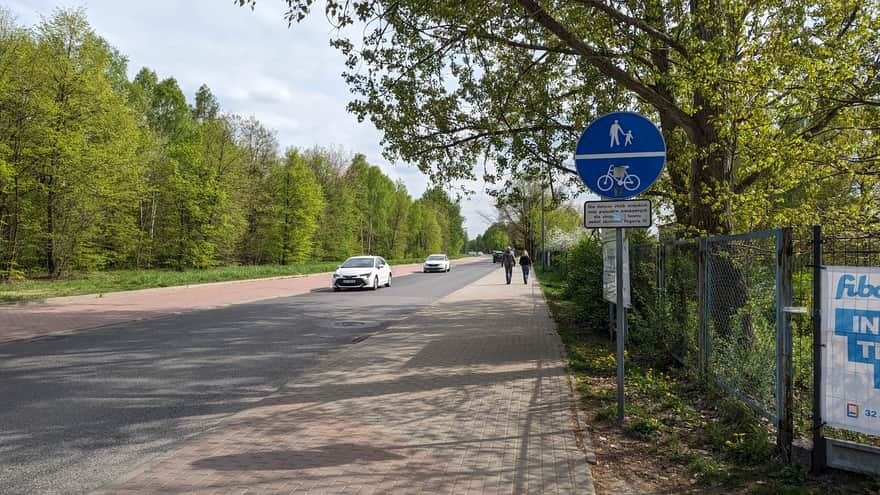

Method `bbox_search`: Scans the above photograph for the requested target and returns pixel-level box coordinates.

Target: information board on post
[585,199,652,229]
[600,229,630,307]
[821,266,880,436]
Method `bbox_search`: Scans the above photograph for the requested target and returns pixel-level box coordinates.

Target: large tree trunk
[689,147,734,235]
[688,0,734,235]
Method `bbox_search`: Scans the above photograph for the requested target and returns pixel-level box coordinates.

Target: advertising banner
[822,266,880,435]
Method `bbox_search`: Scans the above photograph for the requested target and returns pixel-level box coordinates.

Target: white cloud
[6,0,495,236]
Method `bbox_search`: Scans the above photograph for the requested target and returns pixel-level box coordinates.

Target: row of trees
[468,182,583,257]
[0,8,465,278]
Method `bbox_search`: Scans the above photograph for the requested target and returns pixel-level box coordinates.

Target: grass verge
[0,257,433,303]
[536,267,878,494]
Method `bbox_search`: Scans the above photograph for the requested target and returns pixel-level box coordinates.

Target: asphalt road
[0,261,499,495]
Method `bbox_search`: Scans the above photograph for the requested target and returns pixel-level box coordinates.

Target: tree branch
[472,30,580,55]
[415,124,572,154]
[513,0,697,140]
[571,0,689,57]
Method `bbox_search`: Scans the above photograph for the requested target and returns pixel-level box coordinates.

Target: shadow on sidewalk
[153,294,590,493]
[0,298,419,482]
[192,443,405,471]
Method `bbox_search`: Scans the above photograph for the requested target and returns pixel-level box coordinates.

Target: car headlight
[332,273,340,279]
[358,272,372,277]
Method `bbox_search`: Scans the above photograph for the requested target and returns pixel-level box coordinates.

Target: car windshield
[427,255,445,261]
[341,257,374,268]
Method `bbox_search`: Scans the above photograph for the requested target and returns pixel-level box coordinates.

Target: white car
[423,254,450,273]
[332,256,392,291]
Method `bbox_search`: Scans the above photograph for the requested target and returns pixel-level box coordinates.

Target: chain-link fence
[660,230,792,435]
[706,232,787,423]
[790,234,815,445]
[658,239,700,368]
[554,224,877,466]
[657,227,880,468]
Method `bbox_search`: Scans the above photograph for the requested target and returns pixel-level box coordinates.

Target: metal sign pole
[575,111,665,425]
[616,227,626,421]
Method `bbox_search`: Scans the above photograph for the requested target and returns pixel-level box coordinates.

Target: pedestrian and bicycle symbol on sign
[575,112,666,199]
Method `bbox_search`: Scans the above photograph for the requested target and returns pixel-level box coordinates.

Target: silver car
[423,254,450,273]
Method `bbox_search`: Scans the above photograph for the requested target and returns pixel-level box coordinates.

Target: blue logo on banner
[835,308,880,389]
[836,274,880,299]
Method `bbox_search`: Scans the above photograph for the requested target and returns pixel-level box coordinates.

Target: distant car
[492,251,504,263]
[423,254,450,273]
[477,251,484,256]
[332,256,392,291]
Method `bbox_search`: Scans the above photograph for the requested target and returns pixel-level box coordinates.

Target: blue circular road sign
[575,112,666,199]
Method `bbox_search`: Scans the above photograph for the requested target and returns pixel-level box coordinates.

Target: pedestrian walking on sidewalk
[501,247,516,284]
[519,250,532,284]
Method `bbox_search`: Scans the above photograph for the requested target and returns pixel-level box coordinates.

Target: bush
[562,235,609,330]
[562,230,674,368]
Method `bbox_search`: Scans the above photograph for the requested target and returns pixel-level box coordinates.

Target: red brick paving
[91,271,595,494]
[0,261,444,344]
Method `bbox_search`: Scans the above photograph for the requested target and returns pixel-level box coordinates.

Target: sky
[6,0,496,237]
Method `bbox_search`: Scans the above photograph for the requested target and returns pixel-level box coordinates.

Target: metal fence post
[697,237,708,374]
[811,225,826,472]
[778,228,794,459]
[657,243,665,337]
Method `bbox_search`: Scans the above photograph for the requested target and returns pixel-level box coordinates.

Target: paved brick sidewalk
[94,270,595,494]
[0,260,475,344]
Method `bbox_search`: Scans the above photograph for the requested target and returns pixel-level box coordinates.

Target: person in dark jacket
[501,247,516,284]
[519,250,532,284]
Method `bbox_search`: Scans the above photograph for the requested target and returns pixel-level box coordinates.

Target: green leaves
[0,6,556,278]
[245,0,879,238]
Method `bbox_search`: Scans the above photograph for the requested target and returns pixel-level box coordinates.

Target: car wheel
[385,274,392,287]
[372,277,379,290]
